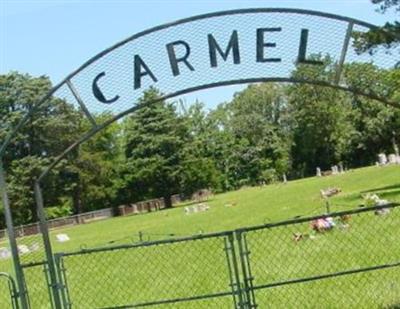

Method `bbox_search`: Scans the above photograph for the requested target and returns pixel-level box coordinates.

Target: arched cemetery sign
[1,8,399,159]
[70,8,398,112]
[0,8,399,309]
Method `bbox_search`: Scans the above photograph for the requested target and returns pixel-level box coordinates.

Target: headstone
[283,174,287,184]
[378,153,387,165]
[388,154,397,164]
[316,167,322,177]
[199,204,210,211]
[56,234,70,242]
[185,207,195,214]
[338,163,344,174]
[18,245,30,254]
[0,247,11,259]
[331,165,339,175]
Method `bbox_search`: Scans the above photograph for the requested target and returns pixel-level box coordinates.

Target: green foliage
[45,199,72,220]
[287,57,356,175]
[372,0,399,12]
[352,0,400,55]
[1,59,399,227]
[343,63,400,166]
[119,88,216,207]
[0,73,121,227]
[353,22,400,54]
[72,113,121,212]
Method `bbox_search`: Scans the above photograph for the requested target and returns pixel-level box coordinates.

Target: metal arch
[0,7,379,157]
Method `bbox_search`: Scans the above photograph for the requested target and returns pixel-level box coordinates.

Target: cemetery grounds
[0,165,399,308]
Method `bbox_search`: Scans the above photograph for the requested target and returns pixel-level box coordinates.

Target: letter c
[92,72,120,104]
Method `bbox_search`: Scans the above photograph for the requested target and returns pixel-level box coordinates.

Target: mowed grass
[0,165,399,308]
[44,165,400,252]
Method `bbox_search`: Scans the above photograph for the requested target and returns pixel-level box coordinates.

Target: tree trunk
[164,195,173,209]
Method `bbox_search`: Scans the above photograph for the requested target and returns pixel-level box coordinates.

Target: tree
[67,113,121,214]
[229,83,291,181]
[121,88,188,208]
[0,72,83,225]
[287,57,356,176]
[186,84,292,190]
[179,102,219,195]
[353,0,400,55]
[344,62,400,165]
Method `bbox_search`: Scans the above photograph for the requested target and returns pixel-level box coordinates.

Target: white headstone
[0,247,11,259]
[388,154,397,164]
[283,174,287,184]
[316,167,321,177]
[378,153,387,165]
[56,234,70,242]
[18,245,30,254]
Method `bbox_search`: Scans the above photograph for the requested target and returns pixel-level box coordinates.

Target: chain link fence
[238,204,400,308]
[56,232,237,308]
[53,203,400,308]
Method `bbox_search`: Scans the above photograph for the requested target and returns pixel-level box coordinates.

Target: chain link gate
[54,232,240,308]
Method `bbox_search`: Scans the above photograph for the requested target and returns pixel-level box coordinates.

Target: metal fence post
[54,254,71,309]
[0,161,30,309]
[224,233,244,308]
[34,181,63,308]
[241,233,257,308]
[236,231,257,308]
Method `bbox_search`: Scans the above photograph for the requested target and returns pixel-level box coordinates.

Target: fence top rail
[55,203,399,258]
[55,229,233,258]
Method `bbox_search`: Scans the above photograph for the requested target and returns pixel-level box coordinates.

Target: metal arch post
[33,181,63,309]
[0,161,30,309]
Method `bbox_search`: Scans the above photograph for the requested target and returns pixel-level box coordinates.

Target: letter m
[208,30,240,68]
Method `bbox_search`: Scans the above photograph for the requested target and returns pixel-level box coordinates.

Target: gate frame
[0,272,21,309]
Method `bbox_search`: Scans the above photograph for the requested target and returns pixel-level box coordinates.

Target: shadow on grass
[385,304,400,309]
[173,199,215,208]
[362,183,400,202]
[335,183,400,205]
[361,184,400,194]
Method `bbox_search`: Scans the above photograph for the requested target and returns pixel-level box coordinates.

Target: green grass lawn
[1,165,399,308]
